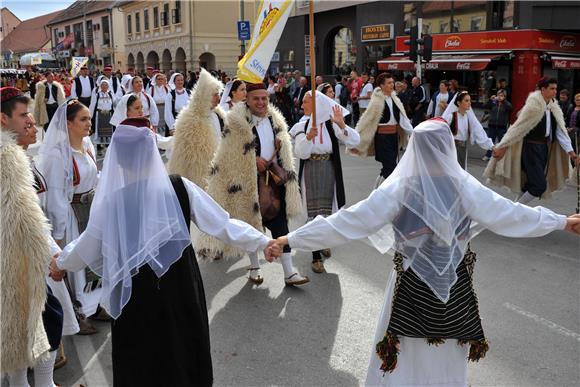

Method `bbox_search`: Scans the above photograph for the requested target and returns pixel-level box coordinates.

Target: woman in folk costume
[289,90,360,273]
[37,100,103,335]
[148,72,170,135]
[275,118,580,387]
[163,72,191,137]
[51,122,281,386]
[441,90,494,170]
[167,68,226,186]
[122,76,159,130]
[219,78,247,112]
[88,79,116,145]
[484,77,578,205]
[110,93,151,129]
[196,83,308,286]
[347,73,413,188]
[168,72,179,90]
[1,87,64,387]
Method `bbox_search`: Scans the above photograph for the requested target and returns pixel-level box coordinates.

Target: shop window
[502,1,514,28]
[439,22,449,33]
[423,23,432,35]
[331,27,356,75]
[403,3,417,31]
[470,17,483,31]
[452,19,460,32]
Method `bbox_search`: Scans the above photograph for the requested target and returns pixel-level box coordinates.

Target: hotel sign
[361,24,394,42]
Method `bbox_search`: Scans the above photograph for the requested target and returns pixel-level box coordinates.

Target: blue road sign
[238,21,251,41]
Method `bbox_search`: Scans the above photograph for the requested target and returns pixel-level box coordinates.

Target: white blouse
[164,89,190,130]
[57,177,270,271]
[150,85,170,104]
[88,91,115,116]
[442,109,493,150]
[290,119,360,158]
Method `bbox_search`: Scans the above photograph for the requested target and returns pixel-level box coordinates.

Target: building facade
[47,0,127,71]
[119,0,256,75]
[0,7,21,42]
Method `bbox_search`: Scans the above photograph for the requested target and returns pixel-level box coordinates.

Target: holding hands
[49,253,66,282]
[565,214,580,235]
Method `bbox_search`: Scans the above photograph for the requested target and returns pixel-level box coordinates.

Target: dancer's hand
[493,146,507,159]
[331,105,346,130]
[276,236,289,248]
[256,157,269,173]
[568,152,579,167]
[306,124,318,141]
[49,253,66,281]
[565,214,580,234]
[264,240,282,262]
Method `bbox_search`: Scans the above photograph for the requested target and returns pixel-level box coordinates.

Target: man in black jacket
[292,76,309,121]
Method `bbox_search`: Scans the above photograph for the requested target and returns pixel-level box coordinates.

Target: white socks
[8,368,29,387]
[280,253,295,278]
[517,191,537,205]
[34,350,58,387]
[248,251,261,269]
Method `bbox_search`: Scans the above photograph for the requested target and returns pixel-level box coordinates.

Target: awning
[378,53,503,71]
[551,56,580,70]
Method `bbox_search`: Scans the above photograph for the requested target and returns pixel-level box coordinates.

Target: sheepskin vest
[1,131,51,374]
[348,88,409,157]
[167,68,225,189]
[483,91,571,198]
[195,102,302,259]
[34,81,65,126]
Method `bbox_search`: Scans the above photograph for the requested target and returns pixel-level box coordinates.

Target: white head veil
[301,90,350,125]
[37,101,93,202]
[368,118,479,303]
[121,74,133,92]
[109,93,133,126]
[77,124,191,319]
[441,91,484,145]
[168,73,180,90]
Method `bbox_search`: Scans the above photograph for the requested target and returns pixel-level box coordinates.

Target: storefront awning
[378,53,504,72]
[550,56,580,70]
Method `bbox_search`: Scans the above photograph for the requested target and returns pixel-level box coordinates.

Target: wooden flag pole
[309,0,316,132]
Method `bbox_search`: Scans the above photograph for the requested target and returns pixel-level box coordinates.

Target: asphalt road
[22,140,580,386]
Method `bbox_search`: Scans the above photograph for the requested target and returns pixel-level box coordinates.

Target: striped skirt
[303,157,335,218]
[157,103,166,134]
[95,110,113,142]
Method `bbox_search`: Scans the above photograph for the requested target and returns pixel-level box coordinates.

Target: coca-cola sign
[444,35,462,49]
[553,59,580,69]
[559,35,576,49]
[387,64,398,70]
[456,62,471,70]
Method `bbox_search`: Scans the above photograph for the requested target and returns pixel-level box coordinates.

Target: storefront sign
[552,58,580,69]
[361,24,394,42]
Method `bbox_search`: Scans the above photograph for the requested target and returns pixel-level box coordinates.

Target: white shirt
[88,91,114,116]
[428,92,449,117]
[150,85,170,104]
[290,119,360,158]
[164,89,190,130]
[287,175,566,252]
[334,83,343,104]
[57,177,270,272]
[46,82,56,104]
[210,111,222,142]
[358,83,374,109]
[253,115,275,160]
[545,106,574,153]
[442,109,493,150]
[383,96,397,125]
[72,75,93,98]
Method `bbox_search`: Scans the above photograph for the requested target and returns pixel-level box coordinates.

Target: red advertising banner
[395,29,580,54]
[551,57,580,69]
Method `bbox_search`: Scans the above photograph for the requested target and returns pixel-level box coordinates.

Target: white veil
[168,73,180,90]
[368,118,479,303]
[77,124,191,319]
[109,93,132,126]
[219,80,234,109]
[301,90,350,125]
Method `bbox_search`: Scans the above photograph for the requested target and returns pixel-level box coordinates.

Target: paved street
[41,143,579,387]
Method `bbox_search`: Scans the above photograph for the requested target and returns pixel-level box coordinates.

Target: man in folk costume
[485,77,579,204]
[167,68,225,186]
[88,79,116,146]
[34,71,65,131]
[142,66,154,91]
[71,65,95,108]
[347,72,414,188]
[196,83,309,286]
[1,87,65,386]
[102,65,125,99]
[289,90,360,273]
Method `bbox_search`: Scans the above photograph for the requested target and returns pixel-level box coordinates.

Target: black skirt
[111,175,212,387]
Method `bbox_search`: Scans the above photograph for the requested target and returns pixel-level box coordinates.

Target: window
[144,9,149,30]
[452,19,460,32]
[54,28,59,44]
[73,22,83,44]
[102,16,110,45]
[162,4,169,26]
[331,27,356,75]
[65,25,71,37]
[470,16,483,31]
[85,20,93,48]
[172,1,181,24]
[502,0,514,28]
[403,3,417,31]
[135,12,140,33]
[439,21,449,33]
[153,7,159,28]
[127,15,132,34]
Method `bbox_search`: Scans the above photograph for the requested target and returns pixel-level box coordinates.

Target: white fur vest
[348,87,409,157]
[195,102,302,259]
[34,81,65,126]
[168,68,225,189]
[483,90,571,197]
[1,131,51,374]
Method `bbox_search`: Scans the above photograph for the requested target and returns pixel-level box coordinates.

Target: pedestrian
[293,76,309,121]
[567,93,580,160]
[558,89,574,127]
[358,72,374,116]
[50,121,282,386]
[220,79,246,112]
[449,79,459,99]
[427,80,452,118]
[1,87,66,386]
[34,71,65,131]
[289,90,359,273]
[62,77,72,99]
[88,79,116,146]
[482,89,512,161]
[497,78,510,101]
[317,82,335,99]
[164,72,191,136]
[410,76,427,126]
[274,81,294,126]
[148,72,170,135]
[168,68,226,187]
[267,75,277,103]
[196,82,309,286]
[442,91,494,169]
[71,65,95,108]
[37,100,103,336]
[485,77,579,204]
[348,72,413,187]
[274,118,580,387]
[349,70,363,125]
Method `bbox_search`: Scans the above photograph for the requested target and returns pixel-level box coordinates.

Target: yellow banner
[70,57,89,77]
[237,1,292,84]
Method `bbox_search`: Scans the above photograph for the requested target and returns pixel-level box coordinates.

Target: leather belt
[377,124,398,134]
[71,190,95,204]
[309,153,331,161]
[454,139,467,147]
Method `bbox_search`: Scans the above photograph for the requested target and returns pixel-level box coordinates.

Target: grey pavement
[24,140,580,386]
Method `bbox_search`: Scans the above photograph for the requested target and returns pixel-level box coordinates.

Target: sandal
[247,267,264,285]
[285,272,310,286]
[77,317,98,335]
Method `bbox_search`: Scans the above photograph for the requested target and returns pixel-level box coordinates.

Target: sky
[2,0,76,21]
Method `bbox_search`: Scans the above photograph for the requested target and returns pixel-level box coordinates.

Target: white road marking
[543,251,578,264]
[503,302,580,342]
[72,332,112,385]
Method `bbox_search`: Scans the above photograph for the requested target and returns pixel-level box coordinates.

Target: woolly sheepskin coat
[196,102,302,259]
[347,87,411,157]
[1,131,51,374]
[34,81,66,126]
[483,90,571,198]
[168,68,226,189]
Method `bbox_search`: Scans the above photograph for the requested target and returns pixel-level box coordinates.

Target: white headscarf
[37,101,93,202]
[301,90,350,125]
[367,118,478,303]
[109,93,134,126]
[219,80,233,109]
[441,91,485,145]
[77,124,191,319]
[121,74,133,92]
[168,73,180,90]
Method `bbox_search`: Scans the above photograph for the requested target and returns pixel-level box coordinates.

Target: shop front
[378,29,580,113]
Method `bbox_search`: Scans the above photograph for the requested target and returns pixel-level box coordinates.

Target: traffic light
[421,34,433,62]
[404,25,418,62]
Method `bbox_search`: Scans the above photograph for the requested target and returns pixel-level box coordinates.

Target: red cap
[152,69,160,74]
[146,66,154,71]
[0,87,24,103]
[104,65,113,71]
[128,67,135,71]
[245,82,267,93]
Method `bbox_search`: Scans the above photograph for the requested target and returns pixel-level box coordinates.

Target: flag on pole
[70,56,88,77]
[236,1,292,84]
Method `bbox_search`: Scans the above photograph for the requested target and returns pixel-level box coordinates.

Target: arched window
[330,27,356,75]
